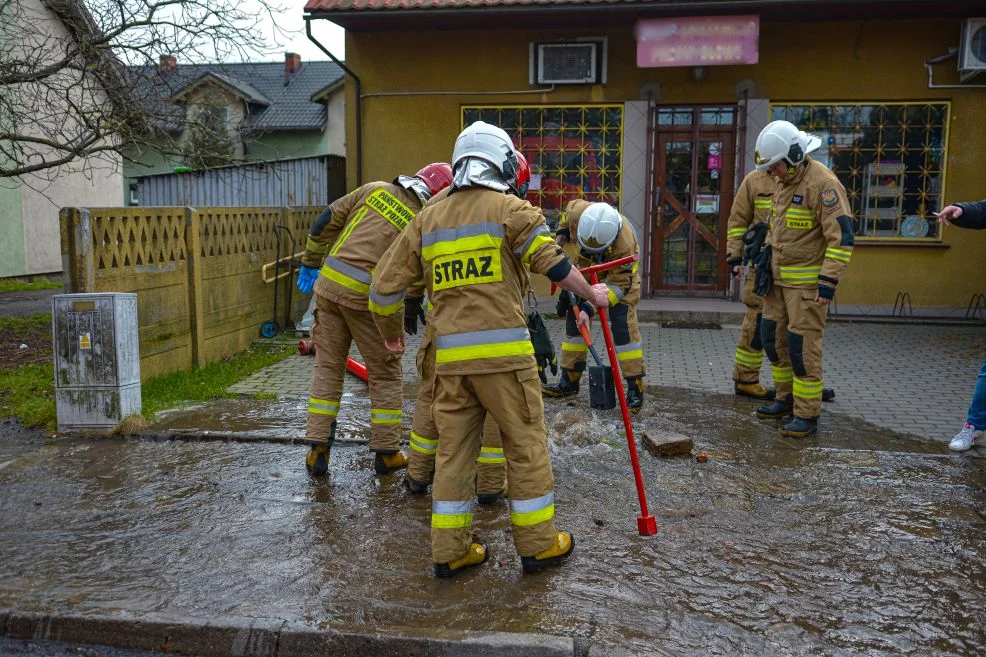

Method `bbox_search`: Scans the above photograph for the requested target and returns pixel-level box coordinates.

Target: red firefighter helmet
[414,162,453,197]
[515,152,531,198]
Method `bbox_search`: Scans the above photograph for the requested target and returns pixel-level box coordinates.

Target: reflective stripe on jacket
[370,187,569,375]
[766,158,854,293]
[726,169,775,262]
[302,182,422,310]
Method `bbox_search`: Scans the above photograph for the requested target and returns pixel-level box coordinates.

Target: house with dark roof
[305,0,986,314]
[0,0,125,278]
[122,53,346,180]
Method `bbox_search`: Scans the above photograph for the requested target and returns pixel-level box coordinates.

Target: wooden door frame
[649,108,736,296]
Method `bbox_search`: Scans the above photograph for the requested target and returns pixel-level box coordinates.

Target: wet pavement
[2,389,985,656]
[227,319,986,449]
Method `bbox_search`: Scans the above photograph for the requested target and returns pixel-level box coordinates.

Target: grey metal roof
[129,60,345,132]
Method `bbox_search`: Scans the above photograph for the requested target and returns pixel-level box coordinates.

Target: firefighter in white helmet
[545,201,644,410]
[751,120,853,438]
[370,120,610,577]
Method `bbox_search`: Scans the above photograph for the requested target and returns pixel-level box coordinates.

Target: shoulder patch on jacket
[821,189,838,207]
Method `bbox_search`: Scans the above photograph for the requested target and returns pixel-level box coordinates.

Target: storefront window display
[462,105,623,228]
[770,102,949,240]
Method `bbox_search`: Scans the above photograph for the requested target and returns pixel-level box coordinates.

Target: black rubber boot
[625,377,644,412]
[476,490,506,505]
[734,382,776,400]
[305,422,335,476]
[374,451,409,475]
[434,543,489,578]
[542,368,582,398]
[781,416,818,438]
[404,475,430,495]
[521,531,575,574]
[756,395,794,419]
[822,388,835,402]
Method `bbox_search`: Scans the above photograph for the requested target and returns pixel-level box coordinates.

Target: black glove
[555,292,572,318]
[404,296,426,335]
[753,245,773,296]
[527,309,557,384]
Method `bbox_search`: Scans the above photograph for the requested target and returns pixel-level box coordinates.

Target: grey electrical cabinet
[53,293,141,433]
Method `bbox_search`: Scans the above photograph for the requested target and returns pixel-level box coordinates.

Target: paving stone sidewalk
[230,319,985,447]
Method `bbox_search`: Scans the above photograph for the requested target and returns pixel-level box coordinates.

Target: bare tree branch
[1,0,289,180]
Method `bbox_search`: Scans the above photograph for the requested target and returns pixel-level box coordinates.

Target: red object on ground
[579,254,658,537]
[298,339,315,356]
[346,357,368,382]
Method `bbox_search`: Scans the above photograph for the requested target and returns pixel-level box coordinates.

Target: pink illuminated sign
[635,15,760,68]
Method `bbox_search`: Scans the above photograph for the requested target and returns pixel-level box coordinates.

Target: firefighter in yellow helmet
[544,201,645,411]
[751,120,853,438]
[296,163,453,476]
[370,121,610,577]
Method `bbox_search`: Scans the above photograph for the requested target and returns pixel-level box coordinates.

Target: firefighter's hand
[296,265,318,295]
[937,205,963,225]
[404,296,426,335]
[384,336,405,353]
[576,310,590,330]
[814,290,832,306]
[586,284,610,308]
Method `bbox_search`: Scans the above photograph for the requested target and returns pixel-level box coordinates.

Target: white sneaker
[949,423,984,451]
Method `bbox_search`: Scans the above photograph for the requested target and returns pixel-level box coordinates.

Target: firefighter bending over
[296,163,453,475]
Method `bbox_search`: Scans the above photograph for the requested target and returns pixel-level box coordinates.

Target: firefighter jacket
[561,200,640,307]
[726,169,775,262]
[766,158,854,298]
[301,182,423,311]
[370,187,571,376]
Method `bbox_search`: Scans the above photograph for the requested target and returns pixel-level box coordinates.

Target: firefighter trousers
[559,301,644,379]
[307,294,404,452]
[431,367,557,564]
[734,270,767,384]
[409,330,507,494]
[760,285,828,419]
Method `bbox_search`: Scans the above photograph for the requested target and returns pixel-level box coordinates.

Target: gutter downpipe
[306,17,362,186]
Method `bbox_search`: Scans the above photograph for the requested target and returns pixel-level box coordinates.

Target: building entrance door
[649,106,736,296]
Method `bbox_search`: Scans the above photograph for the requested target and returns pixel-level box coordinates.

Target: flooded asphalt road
[1,387,985,657]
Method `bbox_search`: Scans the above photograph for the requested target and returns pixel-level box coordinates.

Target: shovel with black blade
[566,291,615,410]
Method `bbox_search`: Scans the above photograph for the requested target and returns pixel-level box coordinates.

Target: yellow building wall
[343,18,986,309]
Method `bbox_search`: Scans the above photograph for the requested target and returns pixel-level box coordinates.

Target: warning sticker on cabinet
[79,333,91,350]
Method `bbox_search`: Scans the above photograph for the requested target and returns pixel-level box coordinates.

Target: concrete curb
[0,610,615,657]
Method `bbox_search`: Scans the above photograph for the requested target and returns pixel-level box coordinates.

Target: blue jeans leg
[967,356,986,430]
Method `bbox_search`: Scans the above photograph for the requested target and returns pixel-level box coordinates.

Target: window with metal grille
[770,103,949,241]
[462,105,623,227]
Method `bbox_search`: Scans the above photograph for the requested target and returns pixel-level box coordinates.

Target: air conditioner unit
[958,17,986,81]
[531,39,606,85]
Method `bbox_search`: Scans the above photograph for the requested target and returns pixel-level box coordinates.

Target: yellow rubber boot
[374,450,409,475]
[434,542,489,578]
[734,382,775,400]
[305,444,330,476]
[521,531,575,574]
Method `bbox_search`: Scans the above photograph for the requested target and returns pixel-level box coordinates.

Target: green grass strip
[0,277,63,293]
[0,339,294,433]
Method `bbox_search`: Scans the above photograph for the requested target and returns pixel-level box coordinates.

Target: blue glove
[297,265,318,295]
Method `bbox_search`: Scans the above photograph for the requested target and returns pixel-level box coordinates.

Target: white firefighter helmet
[577,203,622,253]
[754,120,816,170]
[799,130,822,155]
[452,121,518,181]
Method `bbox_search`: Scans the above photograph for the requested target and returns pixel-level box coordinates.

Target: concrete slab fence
[59,206,318,380]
